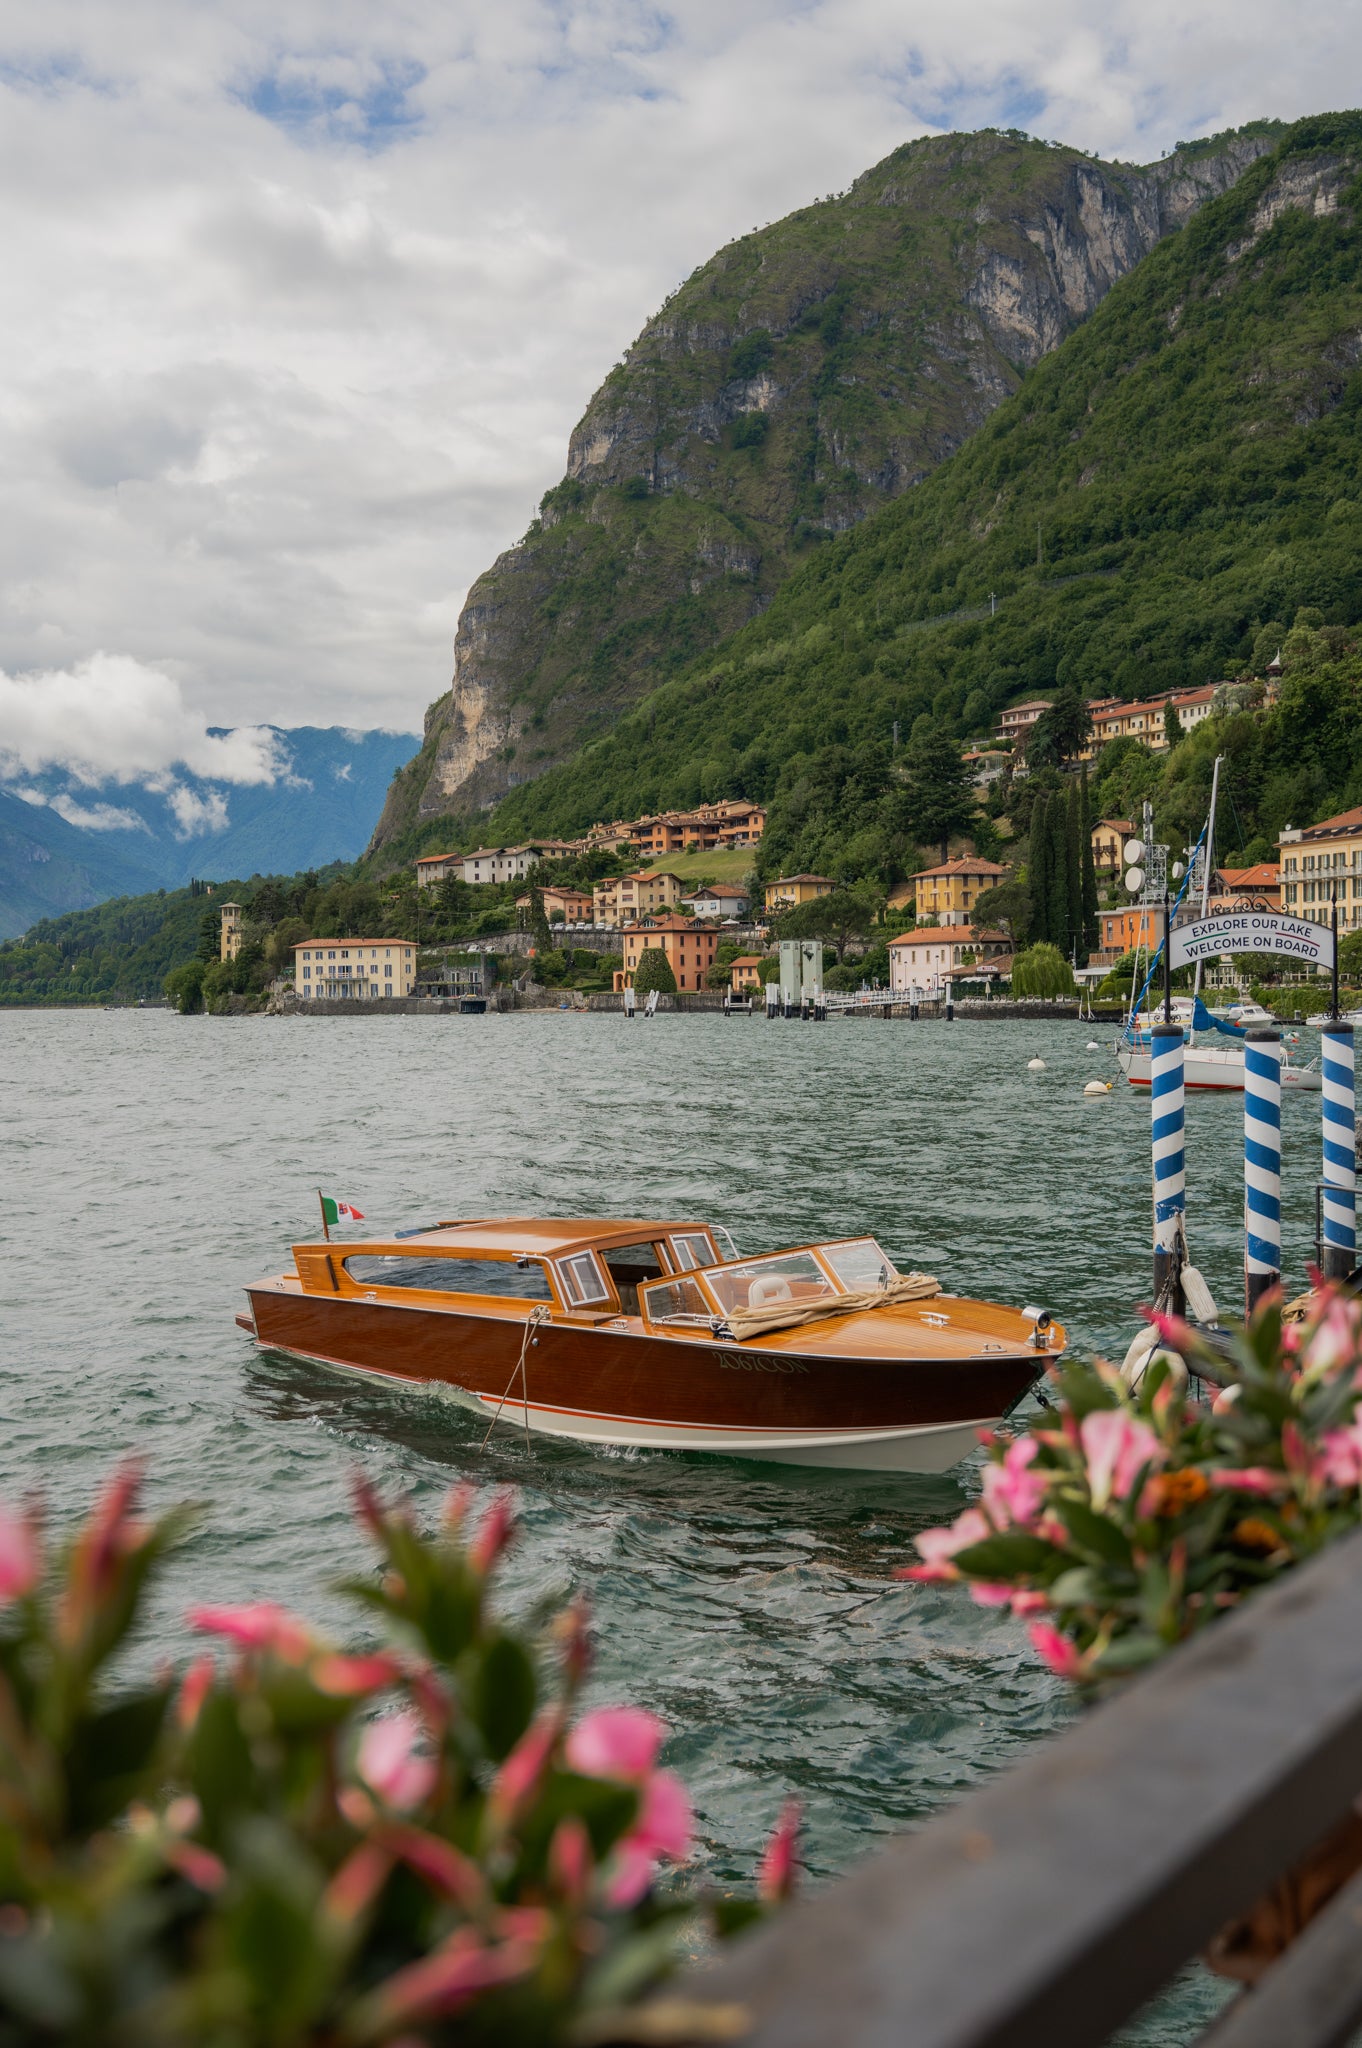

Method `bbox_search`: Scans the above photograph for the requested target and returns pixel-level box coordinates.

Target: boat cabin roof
[299,1217,716,1259]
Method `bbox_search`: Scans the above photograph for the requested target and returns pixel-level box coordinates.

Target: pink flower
[1300,1291,1362,1379]
[0,1504,38,1605]
[1009,1589,1051,1616]
[324,1842,393,1925]
[981,1435,1046,1529]
[1028,1621,1088,1680]
[375,1823,487,1909]
[1079,1409,1162,1510]
[1208,1468,1286,1497]
[163,1839,227,1894]
[895,1508,990,1583]
[359,1711,438,1811]
[969,1583,1014,1607]
[313,1652,404,1699]
[469,1492,517,1575]
[488,1710,561,1820]
[757,1800,801,1904]
[566,1706,665,1781]
[1320,1422,1362,1488]
[176,1655,215,1731]
[549,1816,593,1906]
[370,1927,540,2027]
[188,1602,314,1663]
[605,1768,693,1907]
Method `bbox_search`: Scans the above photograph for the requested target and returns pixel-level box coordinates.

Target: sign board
[1169,912,1335,969]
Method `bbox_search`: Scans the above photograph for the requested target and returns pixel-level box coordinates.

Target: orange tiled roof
[1294,807,1362,840]
[888,926,1009,947]
[913,858,1010,880]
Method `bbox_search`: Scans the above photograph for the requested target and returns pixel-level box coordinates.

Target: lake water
[0,1008,1332,2039]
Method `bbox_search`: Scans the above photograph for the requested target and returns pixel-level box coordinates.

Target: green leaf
[951,1532,1060,1580]
[65,1688,170,1829]
[1054,1500,1135,1568]
[472,1633,538,1762]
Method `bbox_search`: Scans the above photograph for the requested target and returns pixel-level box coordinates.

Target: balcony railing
[662,1525,1362,2048]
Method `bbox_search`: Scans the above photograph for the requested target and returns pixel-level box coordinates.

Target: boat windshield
[640,1239,898,1325]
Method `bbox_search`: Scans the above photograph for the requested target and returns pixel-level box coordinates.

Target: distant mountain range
[0,725,419,939]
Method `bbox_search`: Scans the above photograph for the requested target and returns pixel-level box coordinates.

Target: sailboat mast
[1191,753,1223,1007]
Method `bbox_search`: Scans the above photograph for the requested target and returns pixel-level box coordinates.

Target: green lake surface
[1,1009,1332,2040]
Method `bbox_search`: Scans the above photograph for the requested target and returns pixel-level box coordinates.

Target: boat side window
[343,1255,553,1300]
[820,1239,897,1292]
[559,1252,610,1307]
[705,1252,836,1317]
[642,1276,711,1324]
[600,1241,668,1314]
[669,1231,717,1271]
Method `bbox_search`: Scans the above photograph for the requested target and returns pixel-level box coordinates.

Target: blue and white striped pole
[1320,1021,1356,1282]
[1244,1028,1282,1313]
[1151,1020,1186,1314]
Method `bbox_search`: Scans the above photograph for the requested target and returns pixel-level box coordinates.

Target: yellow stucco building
[912,858,1009,927]
[220,903,243,961]
[764,874,834,912]
[1280,807,1362,932]
[294,940,418,999]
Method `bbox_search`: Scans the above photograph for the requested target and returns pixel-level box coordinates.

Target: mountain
[370,120,1281,853]
[0,726,418,940]
[472,112,1362,871]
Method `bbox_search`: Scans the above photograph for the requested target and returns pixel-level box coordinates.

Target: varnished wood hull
[242,1282,1043,1472]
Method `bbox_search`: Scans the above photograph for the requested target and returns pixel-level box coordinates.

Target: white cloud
[0,652,287,787]
[0,3,1353,738]
[12,788,149,832]
[163,784,231,837]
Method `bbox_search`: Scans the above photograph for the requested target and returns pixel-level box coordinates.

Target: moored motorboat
[1117,1039,1321,1091]
[238,1218,1062,1472]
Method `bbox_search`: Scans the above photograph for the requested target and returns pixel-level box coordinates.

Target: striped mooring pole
[1244,1027,1282,1312]
[1150,1021,1186,1315]
[1320,1021,1357,1281]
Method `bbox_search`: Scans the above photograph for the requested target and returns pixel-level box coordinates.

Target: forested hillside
[476,113,1362,881]
[371,121,1276,848]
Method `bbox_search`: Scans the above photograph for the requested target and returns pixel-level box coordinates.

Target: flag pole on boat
[1320,885,1356,1282]
[317,1189,331,1242]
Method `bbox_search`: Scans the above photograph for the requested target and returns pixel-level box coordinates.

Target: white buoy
[1027,1057,1047,1072]
[1086,1040,1100,1051]
[1084,1079,1110,1096]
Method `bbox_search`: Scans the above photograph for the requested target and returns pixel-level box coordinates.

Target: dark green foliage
[1080,769,1100,950]
[728,329,774,381]
[1028,795,1052,948]
[485,116,1362,877]
[773,885,879,961]
[732,412,770,451]
[901,727,976,862]
[972,878,1032,944]
[631,948,677,995]
[1027,688,1092,770]
[1011,941,1077,998]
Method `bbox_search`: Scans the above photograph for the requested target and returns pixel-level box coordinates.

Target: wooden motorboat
[238,1218,1063,1473]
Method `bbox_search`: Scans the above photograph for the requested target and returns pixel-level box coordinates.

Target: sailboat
[1114,763,1321,1094]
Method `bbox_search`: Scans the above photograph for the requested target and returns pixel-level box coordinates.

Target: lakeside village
[192,663,1362,1020]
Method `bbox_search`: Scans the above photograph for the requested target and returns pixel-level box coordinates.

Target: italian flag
[320,1194,365,1227]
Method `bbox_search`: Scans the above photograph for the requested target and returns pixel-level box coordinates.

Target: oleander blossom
[1079,1408,1163,1510]
[358,1710,438,1812]
[565,1707,692,1906]
[896,1508,990,1584]
[1320,1421,1362,1489]
[981,1434,1047,1528]
[0,1503,39,1604]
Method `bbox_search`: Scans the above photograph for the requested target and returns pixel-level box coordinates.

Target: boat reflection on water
[239,1216,1063,1474]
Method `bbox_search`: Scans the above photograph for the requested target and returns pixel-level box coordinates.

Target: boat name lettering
[711,1349,810,1375]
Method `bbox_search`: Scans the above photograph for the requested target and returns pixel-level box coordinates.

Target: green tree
[775,885,879,962]
[1048,794,1075,953]
[972,879,1032,945]
[1026,689,1093,770]
[1079,767,1100,952]
[1028,793,1052,950]
[632,947,677,995]
[164,960,206,1014]
[1011,942,1077,999]
[196,909,220,962]
[902,729,975,863]
[1163,702,1184,750]
[1340,930,1362,982]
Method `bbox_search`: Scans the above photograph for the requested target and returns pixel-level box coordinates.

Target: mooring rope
[481,1303,550,1452]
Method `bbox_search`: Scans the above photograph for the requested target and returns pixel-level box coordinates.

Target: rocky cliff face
[371,123,1279,849]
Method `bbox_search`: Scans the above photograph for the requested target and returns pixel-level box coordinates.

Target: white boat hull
[1119,1044,1320,1091]
[259,1340,999,1472]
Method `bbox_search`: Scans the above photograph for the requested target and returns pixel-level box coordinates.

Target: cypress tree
[1028,793,1051,948]
[1079,766,1100,953]
[1066,779,1084,962]
[1049,793,1074,953]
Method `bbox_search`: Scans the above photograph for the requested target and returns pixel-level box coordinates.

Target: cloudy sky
[0,0,1355,795]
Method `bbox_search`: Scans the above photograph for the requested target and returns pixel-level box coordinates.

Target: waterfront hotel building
[294,940,417,998]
